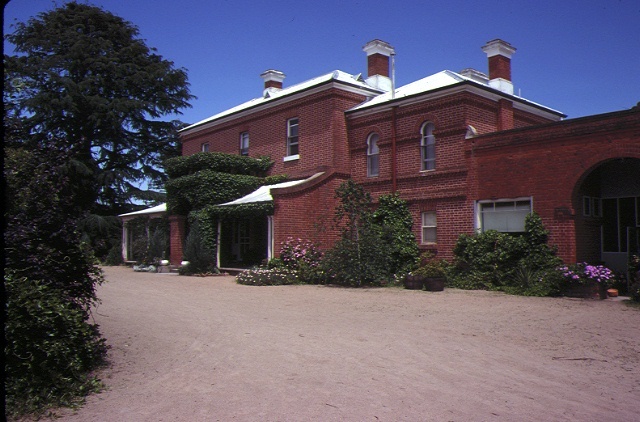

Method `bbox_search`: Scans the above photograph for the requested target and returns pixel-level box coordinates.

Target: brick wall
[271,171,349,252]
[346,90,555,259]
[180,87,369,178]
[471,108,640,263]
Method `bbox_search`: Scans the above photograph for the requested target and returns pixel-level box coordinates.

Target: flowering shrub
[560,263,614,285]
[280,237,323,270]
[236,267,299,286]
[279,237,325,283]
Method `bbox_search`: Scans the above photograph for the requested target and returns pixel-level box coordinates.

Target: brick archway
[573,157,640,271]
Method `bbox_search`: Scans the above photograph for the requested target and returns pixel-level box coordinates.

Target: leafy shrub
[5,272,107,415]
[5,147,107,416]
[320,180,394,286]
[236,267,300,286]
[279,237,325,283]
[629,282,640,302]
[449,213,562,296]
[411,252,449,278]
[373,194,420,275]
[179,219,217,275]
[322,232,391,286]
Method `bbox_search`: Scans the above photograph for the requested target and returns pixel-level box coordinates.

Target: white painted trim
[216,220,222,268]
[267,216,274,261]
[283,154,299,162]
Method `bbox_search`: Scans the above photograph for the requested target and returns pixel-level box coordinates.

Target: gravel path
[54,266,639,421]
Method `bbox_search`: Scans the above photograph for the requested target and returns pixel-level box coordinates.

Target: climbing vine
[164,152,272,178]
[164,152,286,262]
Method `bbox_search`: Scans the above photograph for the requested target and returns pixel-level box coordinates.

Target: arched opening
[574,157,640,271]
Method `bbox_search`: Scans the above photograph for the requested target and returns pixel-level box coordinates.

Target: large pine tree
[4,1,193,208]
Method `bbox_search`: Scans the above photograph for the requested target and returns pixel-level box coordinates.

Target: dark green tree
[4,146,107,416]
[4,1,194,256]
[373,194,420,275]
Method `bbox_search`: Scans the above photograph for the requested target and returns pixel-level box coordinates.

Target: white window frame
[286,118,299,157]
[367,133,379,177]
[420,122,436,171]
[421,211,437,244]
[476,197,533,233]
[240,132,249,156]
[201,142,210,152]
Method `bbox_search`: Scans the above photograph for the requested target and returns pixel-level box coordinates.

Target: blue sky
[4,0,640,125]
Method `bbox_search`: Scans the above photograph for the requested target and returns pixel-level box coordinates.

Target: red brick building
[164,39,639,271]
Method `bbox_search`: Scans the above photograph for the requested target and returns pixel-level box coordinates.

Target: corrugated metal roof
[119,203,167,218]
[181,71,380,132]
[217,173,324,206]
[348,70,564,116]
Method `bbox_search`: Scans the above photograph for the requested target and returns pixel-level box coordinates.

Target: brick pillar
[169,215,186,266]
[497,99,514,131]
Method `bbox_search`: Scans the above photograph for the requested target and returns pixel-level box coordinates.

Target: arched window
[367,133,379,177]
[420,122,436,171]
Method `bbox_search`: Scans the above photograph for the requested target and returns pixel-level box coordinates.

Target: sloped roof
[181,71,381,132]
[348,70,563,116]
[119,203,167,218]
[217,173,324,206]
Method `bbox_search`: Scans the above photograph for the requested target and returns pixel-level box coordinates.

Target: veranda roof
[118,203,167,218]
[217,173,324,206]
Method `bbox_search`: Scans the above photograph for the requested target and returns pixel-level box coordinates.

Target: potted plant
[559,262,613,299]
[405,252,448,291]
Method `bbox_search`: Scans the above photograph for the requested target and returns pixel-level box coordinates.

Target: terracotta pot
[423,277,445,292]
[607,289,619,298]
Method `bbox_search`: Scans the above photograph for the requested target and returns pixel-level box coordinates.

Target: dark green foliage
[4,2,193,258]
[165,152,280,254]
[166,171,264,215]
[412,252,449,278]
[164,152,273,178]
[200,202,275,220]
[4,147,107,415]
[629,282,640,302]
[449,213,563,296]
[373,194,420,275]
[179,219,217,275]
[322,180,412,286]
[322,232,391,286]
[5,272,107,416]
[166,171,283,215]
[148,221,169,262]
[125,216,170,264]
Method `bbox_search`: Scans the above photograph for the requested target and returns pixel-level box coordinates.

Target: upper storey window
[420,122,436,171]
[367,133,379,177]
[201,143,210,152]
[240,132,249,156]
[286,118,299,157]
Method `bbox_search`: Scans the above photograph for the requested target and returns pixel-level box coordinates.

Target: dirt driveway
[55,266,639,421]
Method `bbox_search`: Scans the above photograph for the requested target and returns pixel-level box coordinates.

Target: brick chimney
[481,39,516,95]
[363,39,395,92]
[260,69,285,95]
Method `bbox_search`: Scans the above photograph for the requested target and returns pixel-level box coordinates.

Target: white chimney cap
[363,39,395,57]
[260,69,286,83]
[481,39,516,58]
